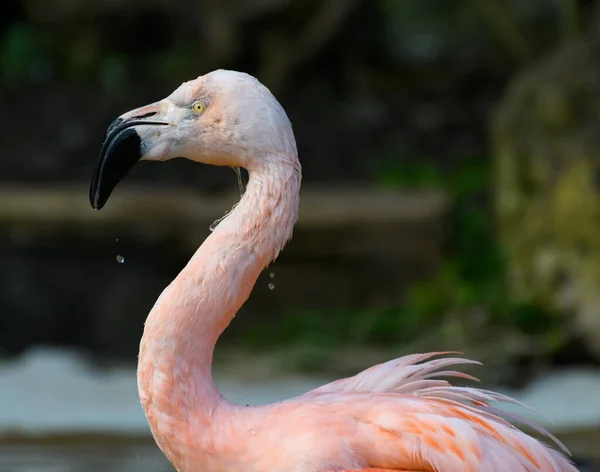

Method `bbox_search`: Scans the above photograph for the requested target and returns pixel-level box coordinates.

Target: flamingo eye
[192,101,206,114]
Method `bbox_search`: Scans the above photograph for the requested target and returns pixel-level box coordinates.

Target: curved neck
[137,153,300,455]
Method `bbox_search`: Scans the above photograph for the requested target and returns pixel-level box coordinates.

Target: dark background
[0,0,599,403]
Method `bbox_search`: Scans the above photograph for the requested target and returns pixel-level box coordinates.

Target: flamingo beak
[90,111,169,210]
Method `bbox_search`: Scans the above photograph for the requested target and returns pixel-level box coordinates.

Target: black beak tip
[90,196,104,211]
[89,181,104,210]
[89,126,143,211]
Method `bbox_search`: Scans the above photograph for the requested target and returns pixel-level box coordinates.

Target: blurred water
[2,434,599,472]
[2,348,600,470]
[0,348,328,435]
[0,441,171,472]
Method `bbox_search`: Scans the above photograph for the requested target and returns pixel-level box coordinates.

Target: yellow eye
[192,101,206,114]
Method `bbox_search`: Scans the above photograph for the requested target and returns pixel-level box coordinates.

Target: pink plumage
[90,70,578,472]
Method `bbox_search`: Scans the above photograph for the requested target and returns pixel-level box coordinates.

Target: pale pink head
[90,69,296,210]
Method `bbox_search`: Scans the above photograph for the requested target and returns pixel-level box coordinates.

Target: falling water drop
[268,282,275,290]
[115,237,119,242]
[269,272,275,278]
[210,203,239,232]
[116,255,125,264]
[209,214,227,232]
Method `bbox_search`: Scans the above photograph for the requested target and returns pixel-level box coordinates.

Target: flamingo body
[89,70,578,472]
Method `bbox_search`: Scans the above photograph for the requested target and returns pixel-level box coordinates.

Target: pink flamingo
[90,70,577,472]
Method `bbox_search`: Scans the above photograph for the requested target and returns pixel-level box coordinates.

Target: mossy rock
[493,35,600,357]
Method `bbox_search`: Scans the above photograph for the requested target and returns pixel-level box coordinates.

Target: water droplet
[268,283,275,290]
[116,255,125,263]
[115,237,119,242]
[210,203,239,232]
[269,272,275,278]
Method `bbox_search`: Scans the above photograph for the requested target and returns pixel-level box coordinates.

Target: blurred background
[1,0,600,470]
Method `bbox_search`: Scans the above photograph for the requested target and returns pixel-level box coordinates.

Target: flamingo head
[90,69,295,210]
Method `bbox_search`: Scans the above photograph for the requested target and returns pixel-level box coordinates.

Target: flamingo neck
[137,153,300,460]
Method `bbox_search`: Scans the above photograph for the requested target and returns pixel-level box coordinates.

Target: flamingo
[89,70,577,472]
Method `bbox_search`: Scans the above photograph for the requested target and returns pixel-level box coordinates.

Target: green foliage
[383,157,566,354]
[0,2,580,364]
[238,156,565,366]
[377,160,443,190]
[0,0,587,88]
[98,53,128,89]
[379,0,584,67]
[0,23,41,82]
[377,158,503,317]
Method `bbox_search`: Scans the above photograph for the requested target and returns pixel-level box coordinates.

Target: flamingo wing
[309,352,483,396]
[293,352,577,472]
